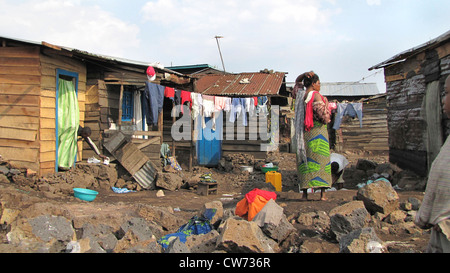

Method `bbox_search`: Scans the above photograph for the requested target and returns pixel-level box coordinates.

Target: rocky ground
[0,150,431,253]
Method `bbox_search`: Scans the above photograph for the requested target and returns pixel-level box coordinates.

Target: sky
[1,0,449,93]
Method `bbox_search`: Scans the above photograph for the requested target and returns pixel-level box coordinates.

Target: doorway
[55,69,79,171]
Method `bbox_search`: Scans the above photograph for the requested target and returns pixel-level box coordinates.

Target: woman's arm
[296,71,315,84]
[313,93,331,124]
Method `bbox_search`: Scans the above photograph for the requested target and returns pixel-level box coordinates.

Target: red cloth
[245,188,276,204]
[164,87,175,98]
[304,91,326,132]
[235,189,277,221]
[180,90,192,113]
[253,97,258,106]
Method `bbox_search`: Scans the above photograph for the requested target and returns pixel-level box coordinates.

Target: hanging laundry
[329,102,337,112]
[133,91,144,136]
[174,89,181,105]
[143,82,165,126]
[202,95,216,130]
[333,103,363,130]
[191,92,203,121]
[224,97,232,112]
[241,98,248,126]
[164,87,175,100]
[257,96,269,116]
[214,96,228,112]
[229,98,247,126]
[202,95,215,117]
[229,98,241,123]
[180,90,192,114]
[244,97,255,117]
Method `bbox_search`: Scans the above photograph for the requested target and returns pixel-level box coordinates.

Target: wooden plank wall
[0,46,41,171]
[39,50,86,175]
[82,79,104,160]
[335,95,389,153]
[162,98,191,155]
[383,42,450,175]
[222,113,268,160]
[101,84,162,162]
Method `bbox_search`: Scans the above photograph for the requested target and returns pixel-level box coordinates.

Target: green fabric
[57,78,79,169]
[297,121,332,190]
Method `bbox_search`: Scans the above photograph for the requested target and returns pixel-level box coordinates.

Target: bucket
[261,166,278,173]
[265,171,282,192]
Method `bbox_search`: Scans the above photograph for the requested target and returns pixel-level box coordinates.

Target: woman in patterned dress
[294,71,332,200]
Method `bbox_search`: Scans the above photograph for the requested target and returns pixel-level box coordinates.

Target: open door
[56,69,79,171]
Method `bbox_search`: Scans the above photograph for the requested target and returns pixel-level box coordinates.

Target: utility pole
[214,36,226,73]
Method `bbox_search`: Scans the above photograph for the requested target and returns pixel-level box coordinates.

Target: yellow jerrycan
[265,171,282,192]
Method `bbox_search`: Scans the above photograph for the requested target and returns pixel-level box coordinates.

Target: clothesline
[142,82,270,127]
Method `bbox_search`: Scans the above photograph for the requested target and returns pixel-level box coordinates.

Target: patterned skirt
[297,121,332,190]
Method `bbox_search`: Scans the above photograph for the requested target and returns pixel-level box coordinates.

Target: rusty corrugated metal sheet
[133,161,158,189]
[195,72,285,96]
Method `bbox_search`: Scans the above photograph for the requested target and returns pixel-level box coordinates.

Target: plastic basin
[73,188,98,202]
[261,166,279,173]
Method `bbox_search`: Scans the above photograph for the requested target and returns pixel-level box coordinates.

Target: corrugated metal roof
[369,30,450,71]
[0,35,186,77]
[195,72,286,96]
[319,82,380,97]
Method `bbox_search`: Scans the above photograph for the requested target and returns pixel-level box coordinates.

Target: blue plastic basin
[73,188,98,202]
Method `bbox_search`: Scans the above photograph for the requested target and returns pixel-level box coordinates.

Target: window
[122,90,134,121]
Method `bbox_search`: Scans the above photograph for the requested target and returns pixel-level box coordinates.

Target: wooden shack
[194,71,288,162]
[0,36,194,176]
[319,83,388,154]
[159,68,289,166]
[333,93,388,154]
[369,30,450,176]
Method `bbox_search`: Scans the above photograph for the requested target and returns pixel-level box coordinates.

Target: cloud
[366,0,381,6]
[141,0,336,35]
[0,0,141,57]
[140,0,341,69]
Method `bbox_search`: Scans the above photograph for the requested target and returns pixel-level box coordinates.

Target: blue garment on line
[229,98,247,126]
[333,103,363,130]
[143,82,165,125]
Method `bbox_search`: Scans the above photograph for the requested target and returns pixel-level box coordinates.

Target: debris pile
[288,179,425,253]
[343,159,426,190]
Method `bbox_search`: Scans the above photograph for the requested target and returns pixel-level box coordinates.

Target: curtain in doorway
[424,80,443,171]
[133,91,143,138]
[57,78,80,169]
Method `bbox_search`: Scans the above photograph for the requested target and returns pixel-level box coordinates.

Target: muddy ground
[0,150,430,253]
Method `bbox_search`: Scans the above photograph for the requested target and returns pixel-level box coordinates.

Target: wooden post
[189,114,194,171]
[158,107,163,145]
[118,81,124,130]
[172,101,176,156]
